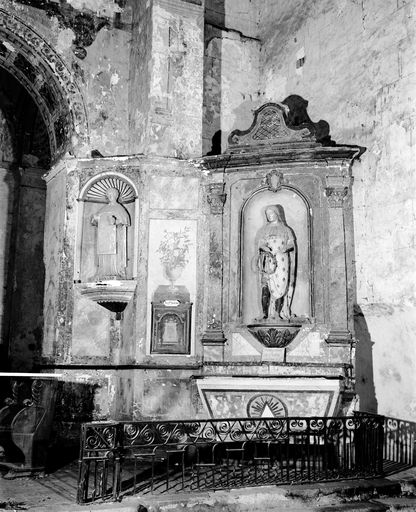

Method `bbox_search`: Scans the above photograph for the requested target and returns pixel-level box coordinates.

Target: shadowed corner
[354,303,378,414]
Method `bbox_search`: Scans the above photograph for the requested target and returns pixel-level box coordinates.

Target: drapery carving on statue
[253,205,297,321]
[91,188,130,280]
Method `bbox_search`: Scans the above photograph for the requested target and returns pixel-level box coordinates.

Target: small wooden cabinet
[151,285,192,354]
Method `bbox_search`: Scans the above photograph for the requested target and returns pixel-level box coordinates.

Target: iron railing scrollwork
[77,414,386,504]
[354,411,416,468]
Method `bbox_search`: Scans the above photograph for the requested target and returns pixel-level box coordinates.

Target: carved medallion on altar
[196,377,340,418]
[247,394,287,418]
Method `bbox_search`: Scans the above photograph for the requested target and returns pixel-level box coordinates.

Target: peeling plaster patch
[57,28,75,52]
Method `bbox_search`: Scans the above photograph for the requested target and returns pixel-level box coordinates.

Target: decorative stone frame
[0,8,89,161]
[73,172,139,316]
[238,183,313,324]
[75,172,139,282]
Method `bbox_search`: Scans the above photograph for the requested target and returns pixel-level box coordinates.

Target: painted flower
[157,227,191,269]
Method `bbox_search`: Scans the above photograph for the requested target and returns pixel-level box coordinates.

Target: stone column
[0,165,17,366]
[201,182,227,361]
[8,168,46,371]
[325,174,353,343]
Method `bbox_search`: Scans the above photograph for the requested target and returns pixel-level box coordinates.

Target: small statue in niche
[254,205,296,321]
[91,187,130,280]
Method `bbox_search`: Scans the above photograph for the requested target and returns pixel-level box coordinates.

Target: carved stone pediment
[227,102,315,153]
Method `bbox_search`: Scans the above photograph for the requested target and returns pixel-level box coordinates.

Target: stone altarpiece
[198,101,363,419]
[40,101,362,423]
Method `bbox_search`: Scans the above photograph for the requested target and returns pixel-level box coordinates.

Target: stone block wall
[256,0,416,420]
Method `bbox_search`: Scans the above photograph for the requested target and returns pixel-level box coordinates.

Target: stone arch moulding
[75,172,139,316]
[238,183,313,325]
[0,8,89,163]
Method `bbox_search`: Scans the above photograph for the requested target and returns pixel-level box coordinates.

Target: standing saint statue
[91,187,130,280]
[254,205,296,321]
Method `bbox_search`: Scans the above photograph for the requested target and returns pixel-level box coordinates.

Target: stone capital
[324,186,349,208]
[325,175,352,208]
[206,183,226,214]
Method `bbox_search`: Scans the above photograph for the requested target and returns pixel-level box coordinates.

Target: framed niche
[146,218,197,355]
[240,186,312,325]
[74,173,139,314]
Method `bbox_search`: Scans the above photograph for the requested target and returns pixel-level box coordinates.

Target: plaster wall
[257,0,416,419]
[43,167,67,356]
[128,0,153,154]
[203,25,261,155]
[80,26,131,156]
[147,0,204,158]
[0,0,134,158]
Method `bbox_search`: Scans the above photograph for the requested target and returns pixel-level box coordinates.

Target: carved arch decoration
[79,174,138,204]
[0,8,89,163]
[239,184,313,324]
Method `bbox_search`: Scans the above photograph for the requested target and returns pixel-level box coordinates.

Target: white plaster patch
[110,72,120,86]
[67,0,122,16]
[56,28,75,52]
[2,41,15,52]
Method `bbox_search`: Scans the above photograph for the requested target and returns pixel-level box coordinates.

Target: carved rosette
[325,186,349,208]
[206,183,226,214]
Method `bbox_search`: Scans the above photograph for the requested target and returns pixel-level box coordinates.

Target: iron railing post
[377,414,385,475]
[77,423,88,504]
[112,422,123,501]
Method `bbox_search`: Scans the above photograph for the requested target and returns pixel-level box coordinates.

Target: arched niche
[240,186,312,324]
[0,8,89,162]
[75,173,139,283]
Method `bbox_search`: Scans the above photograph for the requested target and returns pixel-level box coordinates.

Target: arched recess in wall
[0,8,89,164]
[76,173,139,283]
[0,9,88,370]
[239,185,313,324]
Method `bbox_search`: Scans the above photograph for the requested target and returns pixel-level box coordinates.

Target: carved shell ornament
[86,176,135,203]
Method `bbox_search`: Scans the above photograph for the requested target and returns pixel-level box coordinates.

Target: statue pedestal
[79,280,136,319]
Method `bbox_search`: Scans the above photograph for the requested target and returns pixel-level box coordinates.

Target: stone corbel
[324,176,352,208]
[206,183,226,214]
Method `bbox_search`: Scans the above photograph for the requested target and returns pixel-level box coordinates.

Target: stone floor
[1,463,416,512]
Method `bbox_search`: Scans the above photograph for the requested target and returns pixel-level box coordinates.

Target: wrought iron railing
[354,411,416,468]
[77,414,384,504]
[384,415,416,466]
